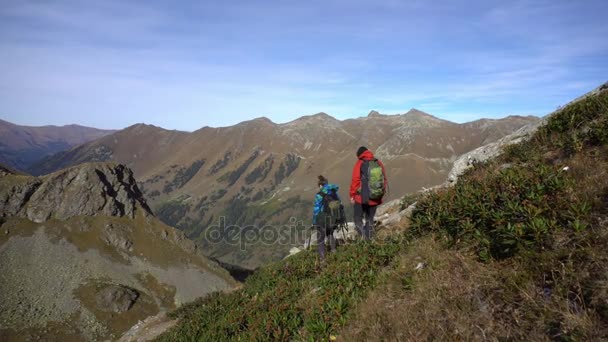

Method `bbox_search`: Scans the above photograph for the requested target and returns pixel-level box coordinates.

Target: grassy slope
[343,87,608,340]
[158,87,608,341]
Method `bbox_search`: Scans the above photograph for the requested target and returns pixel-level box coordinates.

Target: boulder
[103,224,134,252]
[377,203,416,227]
[447,119,545,184]
[375,199,402,217]
[95,285,139,313]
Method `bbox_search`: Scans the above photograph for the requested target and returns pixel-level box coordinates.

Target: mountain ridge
[0,119,115,172]
[23,109,539,268]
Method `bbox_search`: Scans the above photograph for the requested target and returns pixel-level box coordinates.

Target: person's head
[356,146,368,158]
[317,175,328,188]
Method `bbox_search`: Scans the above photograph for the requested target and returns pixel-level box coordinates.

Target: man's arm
[349,160,361,201]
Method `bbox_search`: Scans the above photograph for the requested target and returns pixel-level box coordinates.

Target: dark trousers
[316,213,336,260]
[354,203,377,240]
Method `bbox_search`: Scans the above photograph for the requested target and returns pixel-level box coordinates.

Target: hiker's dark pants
[354,203,377,240]
[316,213,336,260]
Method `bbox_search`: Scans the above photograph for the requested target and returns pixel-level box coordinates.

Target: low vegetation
[245,156,274,185]
[208,152,232,175]
[163,160,205,193]
[156,198,191,228]
[219,151,260,186]
[158,87,608,341]
[273,153,301,186]
[159,239,401,341]
[399,191,424,211]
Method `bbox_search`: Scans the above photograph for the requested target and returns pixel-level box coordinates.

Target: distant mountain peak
[128,123,159,129]
[368,110,381,117]
[0,119,115,172]
[404,108,433,117]
[311,112,334,119]
[237,116,276,127]
[284,112,338,126]
[254,116,275,124]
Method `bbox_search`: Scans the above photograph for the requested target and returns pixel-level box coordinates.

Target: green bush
[409,92,608,261]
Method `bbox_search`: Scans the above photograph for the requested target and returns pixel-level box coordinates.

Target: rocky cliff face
[1,163,152,223]
[0,162,236,341]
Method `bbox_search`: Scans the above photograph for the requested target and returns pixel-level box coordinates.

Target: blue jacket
[312,183,340,225]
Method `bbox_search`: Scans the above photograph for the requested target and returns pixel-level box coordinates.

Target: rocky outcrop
[96,285,139,313]
[0,163,152,223]
[447,81,608,184]
[446,119,546,183]
[103,223,134,252]
[377,203,417,227]
[0,162,236,341]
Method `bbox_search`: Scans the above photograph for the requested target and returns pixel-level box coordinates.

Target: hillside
[27,111,538,269]
[0,119,115,171]
[0,163,236,341]
[156,82,608,341]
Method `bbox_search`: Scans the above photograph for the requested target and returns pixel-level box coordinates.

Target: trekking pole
[306,225,314,250]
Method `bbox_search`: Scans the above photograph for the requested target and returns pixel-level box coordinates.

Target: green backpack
[367,159,385,201]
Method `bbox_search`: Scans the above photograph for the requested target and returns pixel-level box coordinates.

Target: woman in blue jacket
[312,175,340,261]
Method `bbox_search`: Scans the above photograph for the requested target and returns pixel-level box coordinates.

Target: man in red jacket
[349,146,387,240]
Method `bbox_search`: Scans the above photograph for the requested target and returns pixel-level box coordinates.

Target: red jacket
[349,150,387,206]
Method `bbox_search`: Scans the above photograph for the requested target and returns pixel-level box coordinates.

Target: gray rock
[499,163,513,171]
[95,285,139,313]
[0,163,153,223]
[447,119,545,184]
[377,202,417,227]
[103,224,134,252]
[375,199,402,217]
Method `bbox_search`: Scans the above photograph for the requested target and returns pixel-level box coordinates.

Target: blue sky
[0,0,607,131]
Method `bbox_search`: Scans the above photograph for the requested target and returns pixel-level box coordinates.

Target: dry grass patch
[339,237,502,341]
[340,228,608,341]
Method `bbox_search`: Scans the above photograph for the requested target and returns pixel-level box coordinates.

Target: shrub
[409,91,608,261]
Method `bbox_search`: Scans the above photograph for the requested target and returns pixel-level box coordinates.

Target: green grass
[158,239,401,341]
